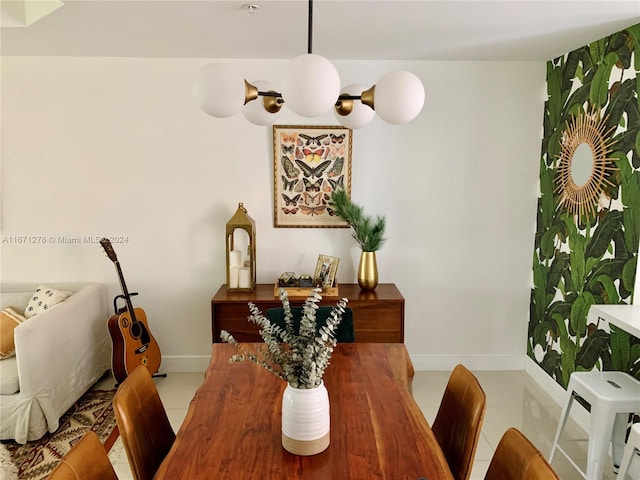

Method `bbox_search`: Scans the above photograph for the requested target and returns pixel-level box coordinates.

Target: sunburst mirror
[554,108,618,221]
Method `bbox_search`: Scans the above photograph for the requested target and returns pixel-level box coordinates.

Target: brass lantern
[225,203,256,292]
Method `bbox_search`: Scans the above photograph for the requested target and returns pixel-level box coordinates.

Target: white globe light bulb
[374,71,425,124]
[192,63,246,118]
[242,80,283,126]
[334,83,376,129]
[281,54,341,117]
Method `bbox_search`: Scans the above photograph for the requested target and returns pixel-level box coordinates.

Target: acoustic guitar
[100,238,162,384]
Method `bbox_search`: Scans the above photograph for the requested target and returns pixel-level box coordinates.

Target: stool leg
[615,446,637,480]
[617,425,640,480]
[550,390,575,462]
[612,413,629,470]
[586,409,616,480]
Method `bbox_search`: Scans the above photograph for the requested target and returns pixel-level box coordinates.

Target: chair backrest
[48,431,118,480]
[265,306,355,342]
[113,365,176,480]
[485,428,559,480]
[431,364,486,480]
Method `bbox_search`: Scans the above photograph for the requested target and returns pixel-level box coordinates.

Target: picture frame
[273,125,352,228]
[313,254,340,288]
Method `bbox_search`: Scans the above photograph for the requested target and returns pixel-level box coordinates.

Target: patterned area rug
[2,389,119,480]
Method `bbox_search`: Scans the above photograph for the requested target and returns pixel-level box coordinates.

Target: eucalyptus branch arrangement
[221,288,348,389]
[329,189,386,252]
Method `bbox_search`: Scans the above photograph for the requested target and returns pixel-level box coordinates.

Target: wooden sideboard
[211,283,405,343]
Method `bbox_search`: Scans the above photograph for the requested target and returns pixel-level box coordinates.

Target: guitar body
[108,307,162,384]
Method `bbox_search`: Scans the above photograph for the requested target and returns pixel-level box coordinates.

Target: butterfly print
[303,178,322,192]
[329,144,345,158]
[281,133,297,144]
[304,192,321,205]
[282,176,298,191]
[281,156,300,178]
[282,193,301,206]
[299,204,328,216]
[282,207,298,215]
[297,137,304,147]
[330,133,345,144]
[299,134,328,147]
[326,157,344,177]
[294,180,304,193]
[295,160,331,179]
[295,147,304,160]
[282,144,294,154]
[328,175,344,190]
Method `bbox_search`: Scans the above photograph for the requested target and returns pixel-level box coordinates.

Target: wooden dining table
[154,343,454,480]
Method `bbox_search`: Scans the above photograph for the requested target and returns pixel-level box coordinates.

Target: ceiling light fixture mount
[241,4,260,15]
[193,0,425,128]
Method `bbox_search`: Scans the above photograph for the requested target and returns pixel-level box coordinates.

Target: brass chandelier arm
[246,80,377,117]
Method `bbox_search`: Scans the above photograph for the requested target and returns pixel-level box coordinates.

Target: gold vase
[357,251,378,291]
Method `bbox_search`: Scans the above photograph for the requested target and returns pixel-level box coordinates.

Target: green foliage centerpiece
[221,288,348,455]
[220,288,348,389]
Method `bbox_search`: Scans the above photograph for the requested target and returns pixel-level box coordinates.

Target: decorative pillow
[0,307,26,359]
[24,285,70,319]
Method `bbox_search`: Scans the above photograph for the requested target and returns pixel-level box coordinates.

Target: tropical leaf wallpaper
[529,23,640,387]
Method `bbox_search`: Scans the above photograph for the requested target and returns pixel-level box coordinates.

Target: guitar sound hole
[130,322,141,339]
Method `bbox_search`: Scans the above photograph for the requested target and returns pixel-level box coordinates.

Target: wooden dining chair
[113,365,176,480]
[265,306,355,342]
[431,364,486,480]
[48,431,118,480]
[485,428,559,480]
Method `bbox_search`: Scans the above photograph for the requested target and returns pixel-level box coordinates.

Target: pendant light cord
[307,0,313,54]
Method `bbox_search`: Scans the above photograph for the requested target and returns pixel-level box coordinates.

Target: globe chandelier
[192,0,425,128]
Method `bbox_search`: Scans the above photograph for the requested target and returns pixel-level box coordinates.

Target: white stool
[549,371,640,480]
[617,423,640,480]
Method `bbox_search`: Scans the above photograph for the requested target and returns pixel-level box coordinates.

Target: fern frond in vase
[329,188,386,252]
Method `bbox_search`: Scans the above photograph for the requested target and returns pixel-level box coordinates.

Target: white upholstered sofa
[0,283,110,443]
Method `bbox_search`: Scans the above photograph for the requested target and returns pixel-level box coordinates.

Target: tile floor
[95,369,625,480]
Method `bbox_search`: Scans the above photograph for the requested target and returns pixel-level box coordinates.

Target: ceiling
[1,0,640,61]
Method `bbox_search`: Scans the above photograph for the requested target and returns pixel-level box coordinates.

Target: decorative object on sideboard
[192,0,424,128]
[313,254,339,289]
[275,268,339,298]
[225,203,256,292]
[221,288,348,455]
[273,125,352,228]
[329,188,386,291]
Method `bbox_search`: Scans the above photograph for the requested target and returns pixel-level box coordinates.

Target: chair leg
[585,409,616,480]
[550,391,575,463]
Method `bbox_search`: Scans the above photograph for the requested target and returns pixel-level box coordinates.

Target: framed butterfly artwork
[273,125,352,228]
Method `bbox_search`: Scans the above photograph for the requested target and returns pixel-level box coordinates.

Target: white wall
[0,56,546,370]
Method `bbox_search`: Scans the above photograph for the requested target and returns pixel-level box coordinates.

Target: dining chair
[431,364,486,480]
[113,365,176,480]
[48,431,118,480]
[265,306,355,342]
[485,427,559,480]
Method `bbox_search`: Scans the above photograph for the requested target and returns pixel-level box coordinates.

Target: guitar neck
[114,260,137,322]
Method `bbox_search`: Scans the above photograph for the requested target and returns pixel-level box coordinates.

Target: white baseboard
[410,353,526,371]
[523,356,590,431]
[160,355,209,373]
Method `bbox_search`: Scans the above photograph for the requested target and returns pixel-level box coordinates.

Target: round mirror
[555,109,616,220]
[570,142,595,187]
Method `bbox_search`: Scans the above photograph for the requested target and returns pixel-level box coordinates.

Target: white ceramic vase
[281,381,330,456]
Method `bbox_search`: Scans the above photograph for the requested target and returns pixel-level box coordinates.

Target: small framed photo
[273,125,352,228]
[314,254,340,288]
